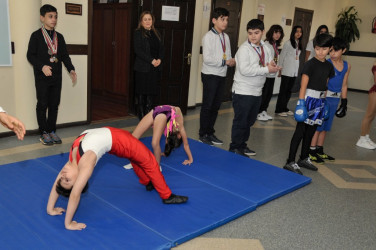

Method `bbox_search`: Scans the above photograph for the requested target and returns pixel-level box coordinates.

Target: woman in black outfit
[134,11,164,120]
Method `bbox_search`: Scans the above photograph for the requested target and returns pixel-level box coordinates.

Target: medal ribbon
[272,42,279,58]
[41,26,58,54]
[211,28,226,54]
[249,41,265,67]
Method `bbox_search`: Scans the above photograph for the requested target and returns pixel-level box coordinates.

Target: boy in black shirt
[284,33,334,175]
[27,4,76,145]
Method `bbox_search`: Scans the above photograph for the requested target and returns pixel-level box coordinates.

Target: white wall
[0,0,88,133]
[0,0,41,133]
[340,0,376,90]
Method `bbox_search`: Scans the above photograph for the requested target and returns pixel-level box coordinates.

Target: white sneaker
[257,112,268,121]
[286,110,294,116]
[263,111,273,120]
[356,136,376,150]
[365,135,376,148]
[277,112,288,117]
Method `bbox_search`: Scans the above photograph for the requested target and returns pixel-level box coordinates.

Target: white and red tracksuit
[69,127,172,199]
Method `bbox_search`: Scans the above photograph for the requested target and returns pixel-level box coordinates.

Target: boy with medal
[199,8,235,146]
[229,19,280,157]
[27,4,76,146]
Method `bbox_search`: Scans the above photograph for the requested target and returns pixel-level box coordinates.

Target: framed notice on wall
[0,0,12,66]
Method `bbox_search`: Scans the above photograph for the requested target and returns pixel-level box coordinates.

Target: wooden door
[91,3,133,120]
[140,0,196,114]
[293,8,313,69]
[212,0,242,101]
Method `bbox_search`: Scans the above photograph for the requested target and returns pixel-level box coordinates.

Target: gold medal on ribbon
[223,53,227,60]
[54,57,58,63]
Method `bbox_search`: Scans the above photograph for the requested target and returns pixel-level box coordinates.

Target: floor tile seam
[0,125,136,158]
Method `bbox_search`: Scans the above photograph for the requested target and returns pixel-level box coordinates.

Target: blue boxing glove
[323,100,330,120]
[294,99,308,122]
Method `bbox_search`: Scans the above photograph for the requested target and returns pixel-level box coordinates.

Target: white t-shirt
[201,29,232,77]
[306,39,315,60]
[80,127,113,164]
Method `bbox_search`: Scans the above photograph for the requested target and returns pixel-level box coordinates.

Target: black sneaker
[49,131,62,144]
[242,146,256,156]
[163,194,188,204]
[309,152,324,164]
[208,134,223,145]
[229,148,249,157]
[199,135,214,146]
[40,131,54,146]
[317,152,335,161]
[145,181,154,191]
[283,162,303,175]
[297,157,318,171]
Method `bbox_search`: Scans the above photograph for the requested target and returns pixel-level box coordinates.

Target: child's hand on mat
[182,159,192,166]
[47,207,65,216]
[66,221,86,230]
[42,65,52,76]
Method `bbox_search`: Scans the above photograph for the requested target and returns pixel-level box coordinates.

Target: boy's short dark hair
[56,179,89,197]
[40,4,57,16]
[212,7,229,20]
[313,33,333,48]
[247,19,264,31]
[332,37,348,51]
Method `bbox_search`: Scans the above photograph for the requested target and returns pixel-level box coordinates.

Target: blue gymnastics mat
[0,137,310,249]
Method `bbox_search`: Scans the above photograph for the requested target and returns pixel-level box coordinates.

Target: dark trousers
[275,75,296,113]
[136,94,153,120]
[287,122,318,163]
[199,73,225,137]
[35,78,62,134]
[259,77,276,113]
[230,93,261,150]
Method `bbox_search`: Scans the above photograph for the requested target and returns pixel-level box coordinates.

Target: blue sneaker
[49,131,62,144]
[40,131,54,146]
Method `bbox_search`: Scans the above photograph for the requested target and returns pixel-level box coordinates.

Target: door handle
[184,53,192,65]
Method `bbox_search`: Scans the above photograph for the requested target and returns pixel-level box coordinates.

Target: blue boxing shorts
[317,96,340,132]
[304,89,325,126]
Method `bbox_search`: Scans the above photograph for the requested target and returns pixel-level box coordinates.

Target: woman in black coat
[134,11,164,120]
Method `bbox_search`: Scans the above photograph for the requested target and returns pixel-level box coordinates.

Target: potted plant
[335,6,362,47]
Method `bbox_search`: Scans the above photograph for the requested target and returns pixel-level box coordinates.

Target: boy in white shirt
[229,19,280,156]
[199,8,235,146]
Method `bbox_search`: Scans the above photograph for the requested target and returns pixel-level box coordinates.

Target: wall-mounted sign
[161,6,180,21]
[66,3,82,15]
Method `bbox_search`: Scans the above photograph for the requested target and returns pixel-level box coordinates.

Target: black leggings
[287,122,318,163]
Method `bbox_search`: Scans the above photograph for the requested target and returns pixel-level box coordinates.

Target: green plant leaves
[335,6,362,47]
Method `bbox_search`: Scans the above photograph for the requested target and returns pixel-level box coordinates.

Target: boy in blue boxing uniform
[309,37,350,163]
[284,33,334,175]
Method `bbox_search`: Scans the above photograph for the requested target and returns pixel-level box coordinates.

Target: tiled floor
[1,91,375,249]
